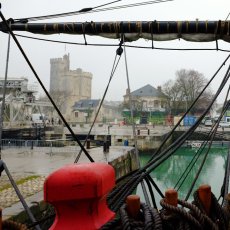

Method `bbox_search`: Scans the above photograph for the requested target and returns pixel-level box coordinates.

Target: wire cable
[0,10,94,162]
[123,39,152,207]
[14,0,173,22]
[147,53,230,164]
[0,31,10,155]
[108,61,230,211]
[14,33,230,53]
[74,45,123,163]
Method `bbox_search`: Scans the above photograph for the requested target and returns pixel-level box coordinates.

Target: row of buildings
[0,54,170,126]
[49,54,168,124]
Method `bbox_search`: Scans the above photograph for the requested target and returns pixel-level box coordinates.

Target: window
[89,101,94,107]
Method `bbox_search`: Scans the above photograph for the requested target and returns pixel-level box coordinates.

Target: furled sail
[0,20,230,43]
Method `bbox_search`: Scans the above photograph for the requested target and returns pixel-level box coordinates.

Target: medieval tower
[50,54,92,117]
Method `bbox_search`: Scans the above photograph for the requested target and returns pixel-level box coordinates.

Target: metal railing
[0,138,104,154]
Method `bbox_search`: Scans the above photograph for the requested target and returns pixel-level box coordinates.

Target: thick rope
[160,199,203,229]
[2,220,28,230]
[101,203,161,230]
[193,191,229,230]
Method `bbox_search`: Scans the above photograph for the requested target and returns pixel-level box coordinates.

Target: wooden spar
[0,20,230,43]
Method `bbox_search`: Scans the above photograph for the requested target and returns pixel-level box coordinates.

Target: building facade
[123,84,168,112]
[50,54,92,117]
[72,99,122,123]
[123,84,168,124]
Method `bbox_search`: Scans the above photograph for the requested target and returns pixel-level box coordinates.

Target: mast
[0,20,230,43]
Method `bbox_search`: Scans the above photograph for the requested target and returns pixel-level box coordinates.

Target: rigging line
[144,176,158,209]
[14,34,230,53]
[174,143,206,190]
[147,53,230,164]
[221,142,230,206]
[225,12,230,21]
[185,71,230,201]
[0,161,41,230]
[175,102,229,192]
[0,10,94,163]
[109,69,230,210]
[110,59,230,207]
[144,65,230,177]
[74,50,122,163]
[15,0,121,22]
[123,40,152,207]
[174,104,230,190]
[0,31,10,155]
[219,86,230,204]
[15,0,172,22]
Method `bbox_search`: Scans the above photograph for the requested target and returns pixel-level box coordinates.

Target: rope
[147,53,230,164]
[221,145,230,206]
[0,11,94,162]
[14,34,230,52]
[123,38,152,207]
[193,191,229,230]
[185,82,230,201]
[74,43,123,163]
[109,63,230,210]
[160,199,203,229]
[102,203,162,230]
[0,160,41,230]
[2,220,28,230]
[14,0,172,22]
[175,99,230,192]
[0,29,10,155]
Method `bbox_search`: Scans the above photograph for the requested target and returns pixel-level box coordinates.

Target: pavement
[0,145,134,219]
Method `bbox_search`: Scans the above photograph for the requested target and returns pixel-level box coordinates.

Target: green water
[137,147,228,206]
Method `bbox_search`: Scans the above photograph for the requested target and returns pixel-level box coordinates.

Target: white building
[123,84,168,112]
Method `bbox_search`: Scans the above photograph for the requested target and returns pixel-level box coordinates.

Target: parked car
[219,121,230,128]
[204,119,213,126]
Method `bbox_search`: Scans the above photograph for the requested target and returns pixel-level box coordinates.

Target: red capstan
[44,163,115,230]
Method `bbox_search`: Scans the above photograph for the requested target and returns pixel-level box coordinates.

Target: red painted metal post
[165,188,178,207]
[126,195,140,219]
[44,163,115,230]
[198,184,211,215]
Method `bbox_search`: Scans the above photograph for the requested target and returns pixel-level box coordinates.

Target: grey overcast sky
[0,0,229,102]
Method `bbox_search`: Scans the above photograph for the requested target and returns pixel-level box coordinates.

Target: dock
[0,145,138,220]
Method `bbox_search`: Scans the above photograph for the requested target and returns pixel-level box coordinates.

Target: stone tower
[50,54,92,118]
[50,54,70,93]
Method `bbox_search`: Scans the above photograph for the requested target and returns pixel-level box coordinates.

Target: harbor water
[137,146,229,207]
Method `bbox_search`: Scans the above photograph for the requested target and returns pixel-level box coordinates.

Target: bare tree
[162,79,184,114]
[39,90,70,116]
[162,69,213,115]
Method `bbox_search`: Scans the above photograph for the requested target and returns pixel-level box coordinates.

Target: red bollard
[198,184,211,215]
[165,188,178,207]
[126,195,140,219]
[44,163,115,230]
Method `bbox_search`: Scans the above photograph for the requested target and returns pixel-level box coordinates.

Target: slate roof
[130,84,166,98]
[72,99,100,110]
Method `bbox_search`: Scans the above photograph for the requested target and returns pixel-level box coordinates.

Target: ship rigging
[0,0,230,229]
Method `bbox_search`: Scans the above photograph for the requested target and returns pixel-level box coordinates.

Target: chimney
[126,88,130,95]
[157,86,162,92]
